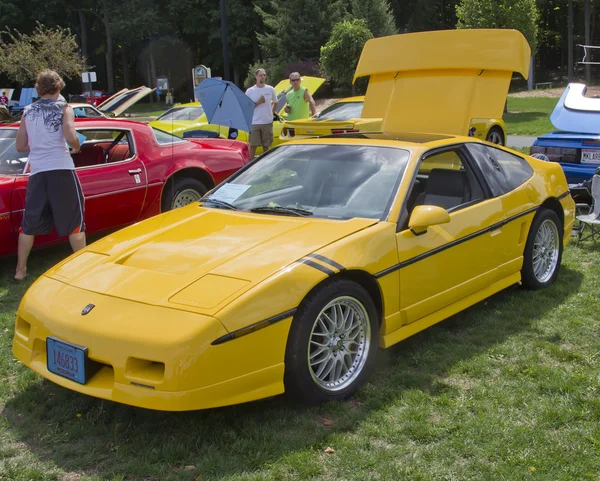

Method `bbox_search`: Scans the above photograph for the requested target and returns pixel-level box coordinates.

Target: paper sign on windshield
[208,183,251,204]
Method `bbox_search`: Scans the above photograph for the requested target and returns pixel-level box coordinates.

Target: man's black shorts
[21,170,85,237]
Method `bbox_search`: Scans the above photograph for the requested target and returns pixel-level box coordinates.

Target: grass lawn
[1,236,599,480]
[504,96,560,137]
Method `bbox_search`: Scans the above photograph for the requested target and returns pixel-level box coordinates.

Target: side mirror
[408,205,450,235]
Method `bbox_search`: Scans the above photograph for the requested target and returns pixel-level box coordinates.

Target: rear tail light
[288,128,295,137]
[583,140,600,146]
[331,129,360,134]
[530,145,578,163]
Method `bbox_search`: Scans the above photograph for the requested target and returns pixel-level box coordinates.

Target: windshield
[316,101,364,121]
[0,129,27,175]
[205,144,410,220]
[156,106,205,121]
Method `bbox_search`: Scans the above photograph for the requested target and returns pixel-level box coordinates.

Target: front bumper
[12,276,288,411]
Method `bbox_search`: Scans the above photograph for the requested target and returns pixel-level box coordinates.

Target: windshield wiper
[198,198,238,210]
[250,205,313,217]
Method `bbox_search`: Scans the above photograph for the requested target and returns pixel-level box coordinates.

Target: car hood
[97,86,155,117]
[46,207,377,315]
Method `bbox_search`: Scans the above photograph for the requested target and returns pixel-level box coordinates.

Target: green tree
[350,0,397,37]
[0,23,87,85]
[0,0,24,28]
[456,0,538,53]
[256,0,347,60]
[320,18,374,87]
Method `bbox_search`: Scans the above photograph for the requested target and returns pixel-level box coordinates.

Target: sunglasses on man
[290,78,301,82]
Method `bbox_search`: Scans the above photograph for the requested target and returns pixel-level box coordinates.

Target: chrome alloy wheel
[307,296,371,392]
[487,130,503,145]
[172,188,202,209]
[533,218,560,283]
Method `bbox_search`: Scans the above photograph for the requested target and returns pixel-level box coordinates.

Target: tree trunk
[103,0,114,92]
[78,10,88,61]
[121,48,130,88]
[568,0,573,82]
[528,56,534,91]
[149,43,158,102]
[585,0,591,84]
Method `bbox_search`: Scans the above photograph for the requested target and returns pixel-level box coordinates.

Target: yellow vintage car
[13,29,575,411]
[281,96,507,145]
[150,77,325,152]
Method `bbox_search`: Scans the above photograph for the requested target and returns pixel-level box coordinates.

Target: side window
[466,144,534,196]
[405,148,485,216]
[73,107,86,118]
[73,130,133,168]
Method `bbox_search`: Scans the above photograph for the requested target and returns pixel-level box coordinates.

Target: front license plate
[46,337,87,384]
[581,149,600,163]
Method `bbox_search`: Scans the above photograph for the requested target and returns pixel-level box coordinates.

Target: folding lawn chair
[576,170,600,244]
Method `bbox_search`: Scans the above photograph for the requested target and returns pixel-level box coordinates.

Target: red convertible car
[0,119,251,256]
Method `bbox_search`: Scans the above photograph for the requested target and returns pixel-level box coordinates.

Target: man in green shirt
[284,72,317,121]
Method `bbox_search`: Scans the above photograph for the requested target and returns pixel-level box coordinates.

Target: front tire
[521,208,563,290]
[486,126,505,146]
[161,177,207,212]
[284,279,379,404]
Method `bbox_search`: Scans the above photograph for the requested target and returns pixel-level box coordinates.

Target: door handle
[128,169,142,174]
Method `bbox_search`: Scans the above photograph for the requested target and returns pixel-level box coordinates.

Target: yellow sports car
[150,77,325,152]
[281,96,507,145]
[13,29,575,411]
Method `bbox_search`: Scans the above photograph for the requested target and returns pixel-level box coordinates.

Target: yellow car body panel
[149,77,325,154]
[13,30,574,411]
[281,96,507,144]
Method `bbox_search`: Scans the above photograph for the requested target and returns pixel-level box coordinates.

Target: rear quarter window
[466,143,534,196]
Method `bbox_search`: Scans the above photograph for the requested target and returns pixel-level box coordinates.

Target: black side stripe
[375,206,539,279]
[305,254,346,272]
[298,258,336,276]
[211,308,297,345]
[557,191,571,200]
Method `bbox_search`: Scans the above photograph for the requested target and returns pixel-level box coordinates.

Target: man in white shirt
[245,68,277,157]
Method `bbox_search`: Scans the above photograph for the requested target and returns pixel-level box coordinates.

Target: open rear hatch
[354,29,531,136]
[550,83,600,134]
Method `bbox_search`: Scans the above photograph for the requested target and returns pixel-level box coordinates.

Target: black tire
[284,279,379,404]
[521,208,563,290]
[486,126,505,146]
[161,177,208,212]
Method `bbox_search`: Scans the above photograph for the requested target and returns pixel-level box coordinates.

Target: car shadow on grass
[2,265,583,481]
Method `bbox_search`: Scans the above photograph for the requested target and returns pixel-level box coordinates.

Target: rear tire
[486,126,505,146]
[161,177,207,212]
[284,279,379,404]
[521,208,563,290]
